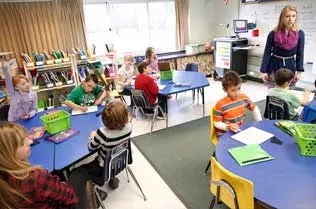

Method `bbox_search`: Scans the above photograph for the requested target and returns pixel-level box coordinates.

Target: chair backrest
[210,106,218,145]
[0,105,10,121]
[210,157,254,209]
[102,140,130,182]
[264,96,290,120]
[185,63,198,72]
[130,89,153,110]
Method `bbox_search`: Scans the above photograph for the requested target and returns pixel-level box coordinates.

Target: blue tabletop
[158,71,209,95]
[19,110,57,172]
[54,107,104,170]
[216,120,316,209]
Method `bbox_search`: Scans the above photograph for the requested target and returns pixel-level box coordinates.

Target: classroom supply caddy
[160,70,173,80]
[40,110,70,135]
[294,123,316,156]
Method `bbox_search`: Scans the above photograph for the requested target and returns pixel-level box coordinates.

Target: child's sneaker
[108,177,120,190]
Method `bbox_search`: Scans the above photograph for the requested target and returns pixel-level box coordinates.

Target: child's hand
[20,114,30,120]
[1,60,8,69]
[79,105,88,112]
[304,88,311,96]
[227,123,240,133]
[94,99,102,105]
[90,131,97,139]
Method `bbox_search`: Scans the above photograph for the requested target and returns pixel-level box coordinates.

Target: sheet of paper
[72,105,98,115]
[158,84,166,90]
[232,127,274,145]
[289,90,314,102]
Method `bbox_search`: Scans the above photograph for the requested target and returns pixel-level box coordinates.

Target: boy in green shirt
[64,74,109,112]
[267,68,311,120]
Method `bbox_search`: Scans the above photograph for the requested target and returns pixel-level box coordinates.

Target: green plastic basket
[294,124,316,156]
[160,70,173,80]
[40,110,70,135]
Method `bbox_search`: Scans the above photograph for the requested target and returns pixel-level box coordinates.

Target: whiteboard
[240,0,316,63]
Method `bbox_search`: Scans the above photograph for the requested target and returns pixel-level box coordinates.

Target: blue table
[301,100,316,123]
[216,120,316,209]
[19,110,56,172]
[54,108,104,170]
[20,106,104,172]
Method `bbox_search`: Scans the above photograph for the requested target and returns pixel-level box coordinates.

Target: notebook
[274,121,296,136]
[158,84,167,90]
[46,128,79,144]
[228,144,274,166]
[72,105,98,115]
[232,127,274,145]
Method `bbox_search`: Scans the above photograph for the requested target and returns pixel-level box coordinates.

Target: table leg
[164,96,168,127]
[202,87,205,117]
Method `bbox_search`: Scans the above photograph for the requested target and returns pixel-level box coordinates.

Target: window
[84,1,176,56]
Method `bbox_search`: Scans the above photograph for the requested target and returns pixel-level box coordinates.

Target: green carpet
[132,100,266,209]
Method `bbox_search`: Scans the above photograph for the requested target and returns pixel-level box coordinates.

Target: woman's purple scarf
[274,30,299,51]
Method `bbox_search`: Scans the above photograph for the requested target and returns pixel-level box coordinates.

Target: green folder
[274,121,296,136]
[228,144,274,166]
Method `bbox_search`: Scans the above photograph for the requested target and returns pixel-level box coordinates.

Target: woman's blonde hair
[0,122,36,208]
[275,5,298,32]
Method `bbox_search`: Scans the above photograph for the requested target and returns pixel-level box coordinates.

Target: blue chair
[264,96,291,120]
[130,89,167,132]
[185,63,201,104]
[94,140,147,209]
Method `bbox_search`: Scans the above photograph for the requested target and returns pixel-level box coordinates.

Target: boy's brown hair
[222,71,242,90]
[101,100,128,130]
[136,62,149,74]
[84,74,98,84]
[274,68,294,86]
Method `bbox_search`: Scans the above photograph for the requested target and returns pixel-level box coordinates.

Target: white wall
[188,0,239,44]
[188,0,215,44]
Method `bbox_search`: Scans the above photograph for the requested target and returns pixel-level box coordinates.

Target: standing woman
[260,5,305,88]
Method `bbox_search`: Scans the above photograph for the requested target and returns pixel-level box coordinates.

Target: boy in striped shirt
[214,71,262,136]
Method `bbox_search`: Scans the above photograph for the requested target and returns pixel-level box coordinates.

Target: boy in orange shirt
[214,71,262,136]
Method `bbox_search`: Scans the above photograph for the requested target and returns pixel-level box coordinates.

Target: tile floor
[99,78,270,209]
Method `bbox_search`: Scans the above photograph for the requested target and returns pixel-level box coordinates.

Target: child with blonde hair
[145,47,159,73]
[0,121,78,209]
[1,60,37,121]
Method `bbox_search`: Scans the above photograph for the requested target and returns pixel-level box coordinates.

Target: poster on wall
[215,42,231,69]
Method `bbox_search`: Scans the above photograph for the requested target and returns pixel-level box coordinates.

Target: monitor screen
[233,20,248,34]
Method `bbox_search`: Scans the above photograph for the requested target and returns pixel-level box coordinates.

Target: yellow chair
[209,157,254,209]
[204,106,218,175]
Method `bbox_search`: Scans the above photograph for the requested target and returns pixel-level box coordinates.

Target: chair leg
[130,106,136,122]
[94,185,107,209]
[127,167,147,201]
[204,161,211,176]
[125,167,130,183]
[209,196,216,209]
[151,107,159,132]
[157,105,167,128]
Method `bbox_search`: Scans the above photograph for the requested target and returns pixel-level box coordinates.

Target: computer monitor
[233,20,248,36]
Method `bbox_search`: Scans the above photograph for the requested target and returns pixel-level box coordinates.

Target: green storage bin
[40,110,70,135]
[160,70,173,80]
[294,124,316,156]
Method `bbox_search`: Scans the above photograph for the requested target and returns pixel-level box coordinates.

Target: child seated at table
[135,61,166,118]
[1,60,37,121]
[0,121,78,209]
[64,74,110,112]
[145,47,159,73]
[214,71,262,136]
[116,55,136,107]
[267,68,311,120]
[68,100,132,208]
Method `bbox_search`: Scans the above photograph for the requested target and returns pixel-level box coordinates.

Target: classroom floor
[98,78,269,209]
